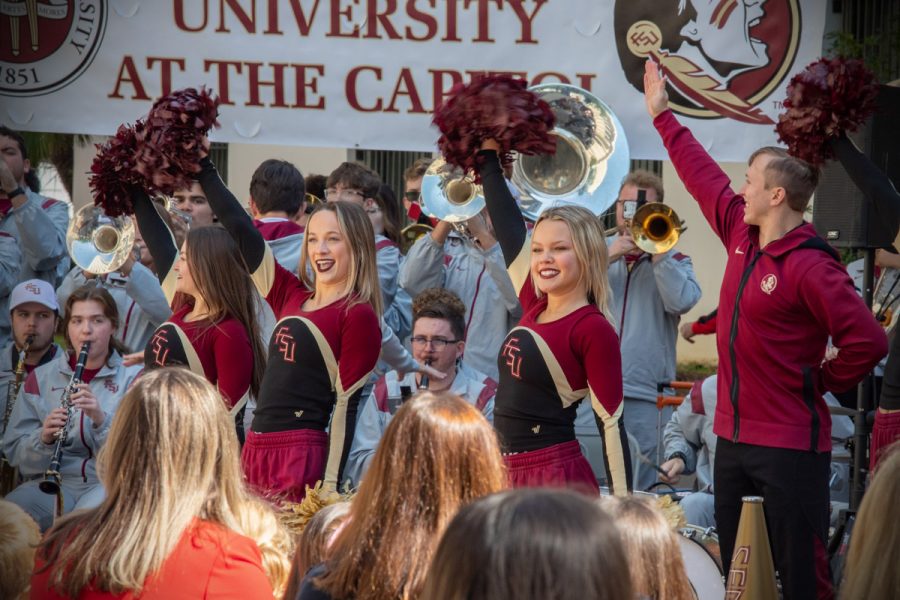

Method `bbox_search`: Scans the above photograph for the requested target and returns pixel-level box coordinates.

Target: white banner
[0,0,826,160]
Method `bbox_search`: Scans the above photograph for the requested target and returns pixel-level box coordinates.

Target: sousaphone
[512,83,630,220]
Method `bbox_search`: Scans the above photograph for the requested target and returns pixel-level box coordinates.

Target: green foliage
[675,360,717,382]
[18,132,92,198]
[826,14,900,83]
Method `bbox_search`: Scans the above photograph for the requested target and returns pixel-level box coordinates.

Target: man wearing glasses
[344,288,496,487]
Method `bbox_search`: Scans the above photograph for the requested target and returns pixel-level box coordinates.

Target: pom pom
[776,57,879,166]
[433,76,556,179]
[135,86,220,194]
[88,122,148,217]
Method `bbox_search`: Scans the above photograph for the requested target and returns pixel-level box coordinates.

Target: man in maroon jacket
[643,61,887,600]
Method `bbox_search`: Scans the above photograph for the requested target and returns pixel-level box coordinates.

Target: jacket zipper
[729,249,764,442]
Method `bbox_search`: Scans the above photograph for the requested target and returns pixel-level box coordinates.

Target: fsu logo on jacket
[0,1,106,96]
[615,0,800,124]
[760,273,777,295]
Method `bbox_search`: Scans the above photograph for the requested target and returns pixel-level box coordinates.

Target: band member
[171,182,216,227]
[605,171,701,490]
[0,126,70,346]
[2,286,142,530]
[248,159,307,275]
[644,60,886,599]
[197,156,382,500]
[1,280,63,429]
[130,189,266,442]
[476,142,632,496]
[400,208,521,381]
[346,288,497,485]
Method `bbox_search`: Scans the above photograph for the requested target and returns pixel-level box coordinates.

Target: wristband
[5,186,25,199]
[667,451,687,464]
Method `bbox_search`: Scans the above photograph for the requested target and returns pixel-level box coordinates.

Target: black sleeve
[830,133,900,238]
[197,156,267,271]
[131,188,177,281]
[698,308,717,324]
[475,150,526,267]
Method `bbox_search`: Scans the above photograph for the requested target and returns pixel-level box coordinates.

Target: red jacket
[31,520,273,599]
[654,110,887,452]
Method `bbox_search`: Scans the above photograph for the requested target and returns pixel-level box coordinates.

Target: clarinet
[39,341,91,498]
[418,359,432,391]
[0,335,33,495]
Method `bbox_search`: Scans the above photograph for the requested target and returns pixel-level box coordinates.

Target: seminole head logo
[615,0,800,124]
[0,0,106,96]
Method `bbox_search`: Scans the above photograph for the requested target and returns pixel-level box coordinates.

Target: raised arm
[475,149,526,268]
[131,188,179,304]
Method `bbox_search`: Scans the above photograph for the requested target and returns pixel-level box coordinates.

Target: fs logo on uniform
[615,0,800,124]
[760,274,777,295]
[0,0,106,96]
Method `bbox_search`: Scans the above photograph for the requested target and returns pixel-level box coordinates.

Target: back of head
[602,495,694,600]
[841,443,900,600]
[305,174,327,202]
[38,368,249,597]
[284,502,352,600]
[233,497,294,598]
[0,500,40,600]
[250,159,305,215]
[318,392,506,600]
[423,488,631,600]
[404,157,432,183]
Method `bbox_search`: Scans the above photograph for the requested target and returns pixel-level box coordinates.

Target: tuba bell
[630,203,686,255]
[511,83,630,220]
[66,204,136,274]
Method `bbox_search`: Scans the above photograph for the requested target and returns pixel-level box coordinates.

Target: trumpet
[66,205,136,274]
[39,341,91,516]
[0,335,33,496]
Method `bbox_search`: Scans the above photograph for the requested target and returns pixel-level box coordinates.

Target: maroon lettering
[246,61,289,107]
[174,0,208,32]
[507,0,547,44]
[203,59,244,105]
[405,0,438,41]
[293,64,326,109]
[146,57,186,97]
[346,66,383,112]
[328,0,360,38]
[385,67,426,113]
[216,0,256,33]
[108,56,150,100]
[366,0,401,39]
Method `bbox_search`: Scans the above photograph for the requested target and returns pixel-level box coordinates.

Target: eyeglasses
[410,336,459,350]
[404,190,420,203]
[325,188,365,202]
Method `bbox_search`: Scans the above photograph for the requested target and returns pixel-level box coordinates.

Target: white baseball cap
[9,279,59,312]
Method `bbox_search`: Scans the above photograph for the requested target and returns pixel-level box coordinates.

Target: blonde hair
[283,502,352,600]
[37,368,255,597]
[602,495,693,600]
[234,498,295,598]
[0,500,40,600]
[315,392,507,600]
[533,205,614,323]
[299,201,383,317]
[841,443,900,600]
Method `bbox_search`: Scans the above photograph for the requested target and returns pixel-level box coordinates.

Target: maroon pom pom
[135,87,220,194]
[433,76,556,179]
[88,122,149,217]
[776,57,879,166]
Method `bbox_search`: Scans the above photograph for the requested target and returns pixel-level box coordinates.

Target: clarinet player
[1,285,142,530]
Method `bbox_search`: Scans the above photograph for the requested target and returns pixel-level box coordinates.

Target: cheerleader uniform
[477,150,632,496]
[131,192,255,435]
[197,158,381,499]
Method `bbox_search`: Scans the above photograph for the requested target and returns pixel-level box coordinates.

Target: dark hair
[376,183,402,244]
[326,162,382,200]
[422,489,632,600]
[176,226,267,399]
[748,147,819,212]
[249,159,305,215]
[413,288,467,341]
[404,157,432,182]
[620,169,665,203]
[63,285,130,358]
[0,125,40,193]
[304,174,327,201]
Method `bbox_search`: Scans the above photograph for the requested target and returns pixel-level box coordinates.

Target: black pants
[714,438,833,600]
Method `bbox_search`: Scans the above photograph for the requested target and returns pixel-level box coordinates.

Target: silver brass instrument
[421,158,485,224]
[512,83,630,220]
[630,203,686,255]
[66,205,136,275]
[873,267,900,334]
[0,334,32,496]
[39,341,91,516]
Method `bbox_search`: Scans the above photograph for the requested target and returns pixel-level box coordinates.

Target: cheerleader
[2,285,142,530]
[197,157,382,500]
[477,141,632,496]
[130,189,266,441]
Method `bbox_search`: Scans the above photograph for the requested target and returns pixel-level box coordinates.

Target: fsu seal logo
[760,274,777,295]
[0,0,106,96]
[615,0,800,124]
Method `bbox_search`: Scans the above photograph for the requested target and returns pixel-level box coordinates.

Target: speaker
[812,85,900,249]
